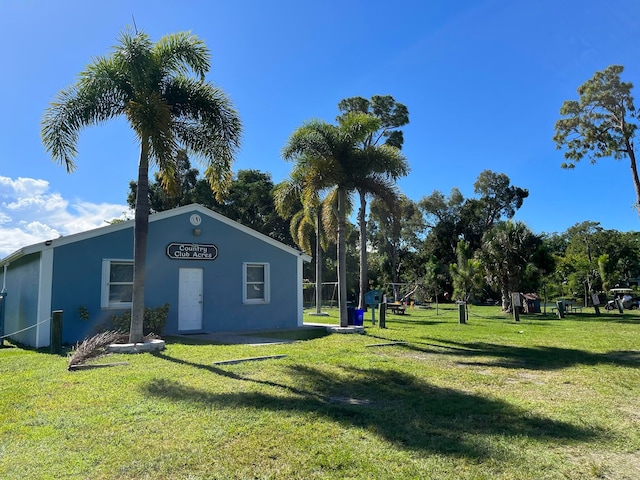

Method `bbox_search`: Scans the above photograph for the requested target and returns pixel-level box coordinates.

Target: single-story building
[0,204,311,347]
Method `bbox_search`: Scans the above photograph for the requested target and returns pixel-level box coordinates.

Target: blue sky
[2,0,640,257]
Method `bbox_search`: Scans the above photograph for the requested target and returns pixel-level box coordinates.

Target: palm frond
[363,144,409,179]
[41,80,126,171]
[289,210,314,254]
[153,31,210,80]
[282,120,339,161]
[113,30,157,93]
[321,188,353,238]
[168,77,241,155]
[338,112,381,144]
[126,92,176,164]
[357,176,400,213]
[274,178,303,218]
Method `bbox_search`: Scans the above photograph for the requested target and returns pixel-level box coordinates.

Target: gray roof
[1,204,311,266]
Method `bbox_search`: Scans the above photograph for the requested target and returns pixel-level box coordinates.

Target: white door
[178,268,203,331]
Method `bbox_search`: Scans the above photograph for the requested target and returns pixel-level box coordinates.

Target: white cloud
[0,176,50,199]
[0,176,132,258]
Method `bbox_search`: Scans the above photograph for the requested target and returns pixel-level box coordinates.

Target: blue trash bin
[354,309,364,326]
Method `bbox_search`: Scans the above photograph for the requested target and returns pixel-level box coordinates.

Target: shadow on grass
[244,328,330,341]
[385,317,450,327]
[512,310,640,324]
[525,312,640,324]
[0,339,71,357]
[163,335,226,346]
[413,338,640,370]
[412,307,640,324]
[151,350,315,397]
[564,314,640,324]
[145,352,602,459]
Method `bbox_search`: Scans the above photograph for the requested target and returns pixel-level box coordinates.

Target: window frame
[242,262,270,304]
[101,259,134,308]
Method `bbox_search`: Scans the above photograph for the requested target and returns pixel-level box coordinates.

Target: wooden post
[51,310,63,354]
[458,302,466,324]
[512,293,521,322]
[379,303,386,329]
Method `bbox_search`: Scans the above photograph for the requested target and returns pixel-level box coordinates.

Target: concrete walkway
[304,322,365,334]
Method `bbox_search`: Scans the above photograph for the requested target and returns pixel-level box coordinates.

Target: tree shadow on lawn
[145,352,602,459]
[1,340,71,357]
[385,316,450,327]
[520,311,640,324]
[423,308,640,324]
[412,338,640,370]
[566,314,640,324]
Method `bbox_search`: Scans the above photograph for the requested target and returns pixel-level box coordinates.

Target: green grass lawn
[1,305,639,479]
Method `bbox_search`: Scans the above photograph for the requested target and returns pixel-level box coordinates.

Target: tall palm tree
[282,112,404,326]
[41,29,242,343]
[274,169,329,315]
[337,96,409,310]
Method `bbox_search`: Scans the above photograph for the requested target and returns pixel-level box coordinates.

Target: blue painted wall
[143,210,300,334]
[52,227,133,344]
[46,208,302,343]
[4,253,41,346]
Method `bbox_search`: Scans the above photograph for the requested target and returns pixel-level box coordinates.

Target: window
[101,259,134,308]
[243,263,270,304]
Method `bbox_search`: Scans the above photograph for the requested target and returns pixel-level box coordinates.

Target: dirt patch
[567,450,640,479]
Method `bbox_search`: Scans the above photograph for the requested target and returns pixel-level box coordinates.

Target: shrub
[77,305,90,321]
[111,303,170,336]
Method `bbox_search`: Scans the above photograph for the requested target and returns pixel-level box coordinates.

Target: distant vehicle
[605,288,638,310]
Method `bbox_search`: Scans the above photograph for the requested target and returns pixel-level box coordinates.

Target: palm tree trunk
[501,285,509,311]
[130,144,150,344]
[357,189,367,310]
[337,188,348,327]
[315,208,323,314]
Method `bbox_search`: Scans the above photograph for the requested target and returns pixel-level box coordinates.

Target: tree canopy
[476,221,543,310]
[336,94,409,149]
[553,65,640,213]
[368,194,425,291]
[418,171,529,276]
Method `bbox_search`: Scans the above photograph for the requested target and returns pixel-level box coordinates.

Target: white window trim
[101,259,134,308]
[243,262,270,304]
